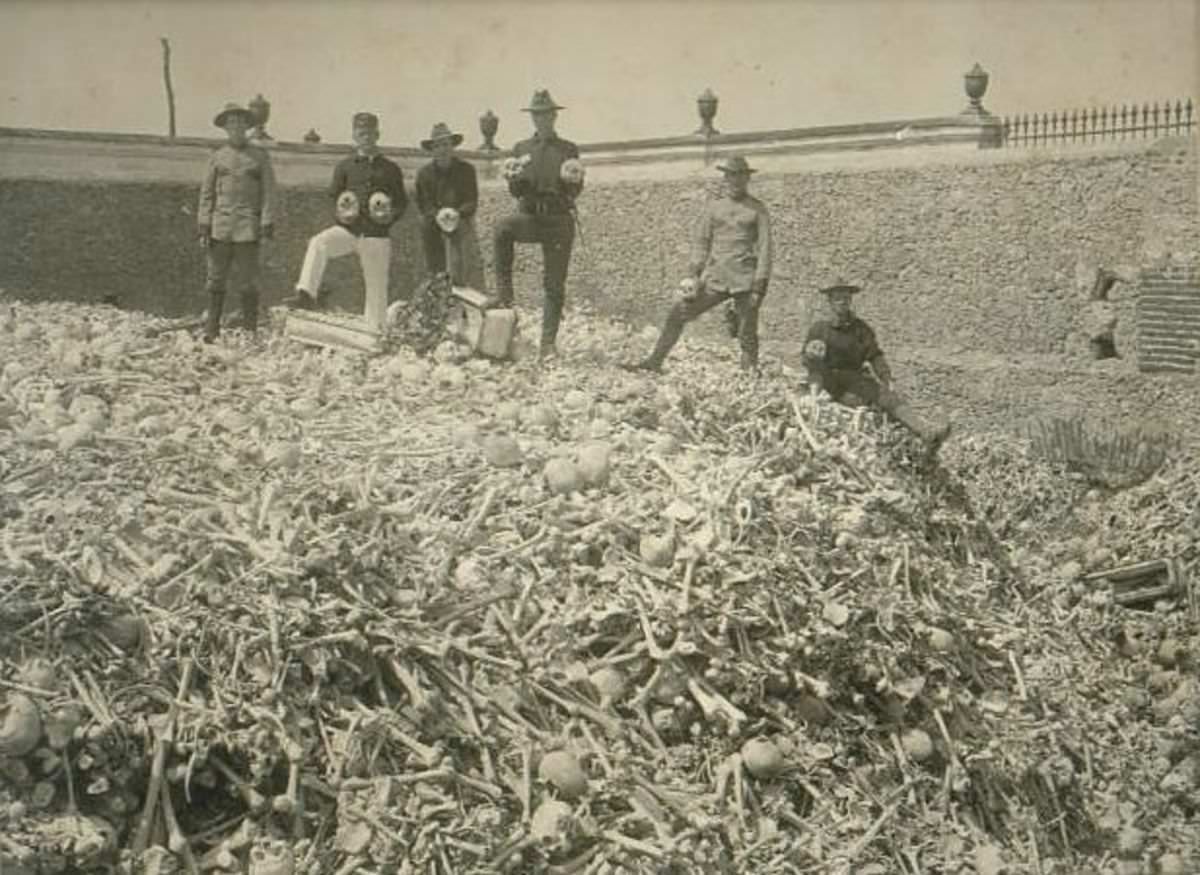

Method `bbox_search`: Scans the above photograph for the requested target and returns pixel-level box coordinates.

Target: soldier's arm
[329,161,346,202]
[415,167,437,222]
[561,141,584,200]
[197,152,218,230]
[507,143,531,198]
[861,325,892,385]
[753,202,773,293]
[390,165,409,221]
[259,150,277,232]
[688,208,713,281]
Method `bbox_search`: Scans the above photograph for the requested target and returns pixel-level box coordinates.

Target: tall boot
[203,289,225,343]
[890,402,951,453]
[240,287,260,333]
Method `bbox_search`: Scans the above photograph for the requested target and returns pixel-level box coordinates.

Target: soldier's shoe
[538,342,559,361]
[619,359,662,374]
[285,290,318,311]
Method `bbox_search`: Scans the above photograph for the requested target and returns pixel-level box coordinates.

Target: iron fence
[1002,98,1194,147]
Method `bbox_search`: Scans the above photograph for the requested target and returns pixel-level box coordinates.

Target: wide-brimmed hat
[421,122,464,150]
[214,103,255,128]
[716,155,757,175]
[352,112,380,130]
[820,284,862,297]
[522,89,566,113]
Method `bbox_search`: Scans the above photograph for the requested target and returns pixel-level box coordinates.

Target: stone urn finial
[963,63,990,115]
[696,88,719,136]
[479,109,500,151]
[248,93,273,140]
[303,128,321,145]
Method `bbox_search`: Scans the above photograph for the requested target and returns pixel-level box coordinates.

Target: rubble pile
[0,297,1196,875]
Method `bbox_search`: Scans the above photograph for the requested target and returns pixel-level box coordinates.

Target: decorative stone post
[963,64,990,116]
[303,128,321,145]
[248,93,273,140]
[479,110,500,151]
[696,88,719,136]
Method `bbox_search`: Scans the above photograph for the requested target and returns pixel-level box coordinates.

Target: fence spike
[1041,112,1051,145]
[1090,107,1099,141]
[1070,109,1079,142]
[1175,99,1184,134]
[1100,106,1109,141]
[1142,102,1151,137]
[1152,101,1160,137]
[1187,98,1194,131]
[1120,105,1129,139]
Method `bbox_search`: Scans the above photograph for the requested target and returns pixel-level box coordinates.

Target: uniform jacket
[690,193,773,294]
[331,151,408,238]
[507,133,583,214]
[415,157,479,222]
[198,143,276,242]
[804,315,892,384]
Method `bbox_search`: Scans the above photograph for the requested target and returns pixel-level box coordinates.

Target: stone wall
[1,126,1196,444]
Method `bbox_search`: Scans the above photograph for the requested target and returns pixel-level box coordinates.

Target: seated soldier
[803,283,950,453]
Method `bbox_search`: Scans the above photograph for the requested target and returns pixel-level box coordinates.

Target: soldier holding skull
[415,122,485,289]
[291,111,407,331]
[493,89,586,359]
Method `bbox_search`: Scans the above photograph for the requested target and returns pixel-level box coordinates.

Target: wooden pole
[161,37,177,139]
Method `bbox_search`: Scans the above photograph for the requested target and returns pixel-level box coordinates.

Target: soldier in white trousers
[292,112,407,331]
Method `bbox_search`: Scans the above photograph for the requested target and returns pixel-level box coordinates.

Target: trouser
[818,369,948,444]
[421,216,485,289]
[644,287,761,370]
[296,226,391,331]
[493,211,575,348]
[204,240,260,341]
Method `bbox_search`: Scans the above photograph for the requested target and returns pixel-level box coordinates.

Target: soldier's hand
[260,224,274,241]
[804,339,826,361]
[197,225,211,249]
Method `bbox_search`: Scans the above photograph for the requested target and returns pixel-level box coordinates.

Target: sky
[0,0,1196,148]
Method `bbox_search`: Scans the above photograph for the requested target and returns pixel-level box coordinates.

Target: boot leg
[642,306,689,369]
[204,289,225,343]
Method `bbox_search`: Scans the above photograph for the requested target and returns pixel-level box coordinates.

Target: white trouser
[296,225,391,331]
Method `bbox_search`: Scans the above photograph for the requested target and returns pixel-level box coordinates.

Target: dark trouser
[420,218,448,276]
[817,368,947,444]
[644,288,761,369]
[493,211,575,348]
[204,240,260,341]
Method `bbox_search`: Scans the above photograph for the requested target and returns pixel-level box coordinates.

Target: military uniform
[492,90,584,354]
[294,112,408,332]
[631,155,772,372]
[804,284,949,451]
[197,103,277,342]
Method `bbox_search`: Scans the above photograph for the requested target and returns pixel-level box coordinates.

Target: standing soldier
[416,122,485,289]
[493,89,586,359]
[290,112,407,331]
[624,155,771,373]
[197,102,276,343]
[803,283,951,453]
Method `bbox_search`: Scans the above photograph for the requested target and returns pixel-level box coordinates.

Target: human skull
[335,190,360,223]
[368,191,393,223]
[436,207,460,234]
[678,278,700,300]
[805,339,827,361]
[559,158,585,184]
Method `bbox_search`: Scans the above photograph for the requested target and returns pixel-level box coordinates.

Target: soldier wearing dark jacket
[292,112,407,331]
[804,284,950,452]
[415,122,484,288]
[493,89,585,358]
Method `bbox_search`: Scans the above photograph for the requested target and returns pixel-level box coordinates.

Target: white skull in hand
[559,158,585,184]
[805,339,827,361]
[368,191,394,224]
[335,190,360,223]
[436,207,460,234]
[678,278,700,301]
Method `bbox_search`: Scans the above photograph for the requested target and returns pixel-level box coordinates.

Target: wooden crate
[447,287,518,359]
